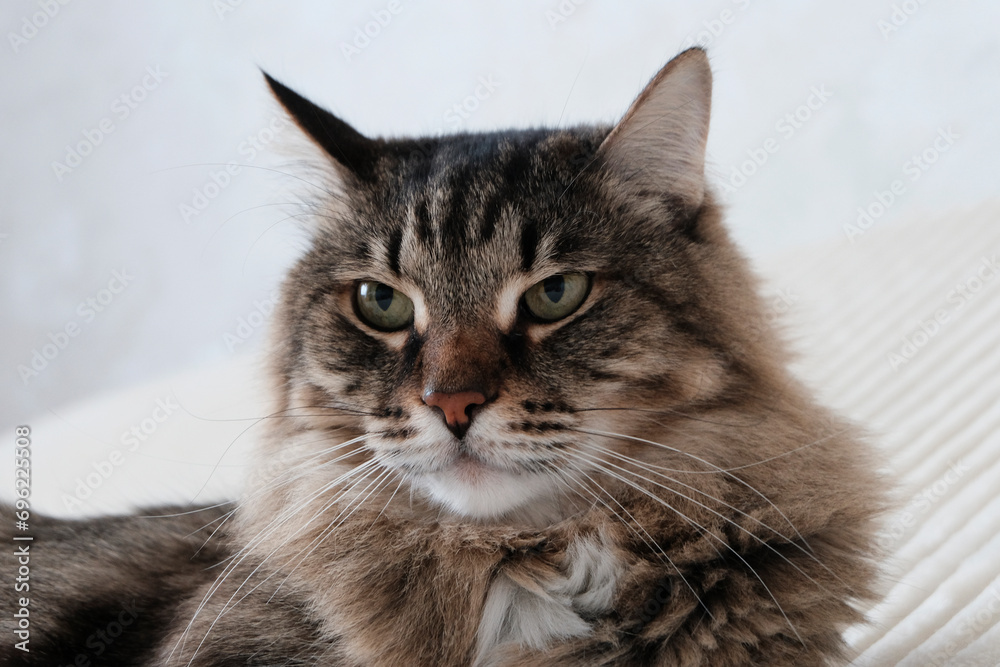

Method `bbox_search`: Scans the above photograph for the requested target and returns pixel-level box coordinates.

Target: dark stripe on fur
[387,227,403,276]
[414,198,434,246]
[519,218,539,272]
[441,169,474,248]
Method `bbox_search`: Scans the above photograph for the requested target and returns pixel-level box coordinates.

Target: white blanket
[772,200,1000,666]
[4,200,999,665]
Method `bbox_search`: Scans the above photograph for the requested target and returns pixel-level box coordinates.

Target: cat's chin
[413,454,564,523]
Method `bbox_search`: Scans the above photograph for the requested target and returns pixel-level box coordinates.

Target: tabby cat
[2,47,884,666]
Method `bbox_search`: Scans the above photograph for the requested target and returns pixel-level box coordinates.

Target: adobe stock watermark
[718,84,833,196]
[16,269,134,385]
[744,288,798,343]
[363,73,501,163]
[680,0,752,49]
[51,65,168,182]
[926,582,1000,667]
[545,0,587,30]
[178,114,288,224]
[62,395,178,511]
[886,254,999,371]
[442,76,502,130]
[7,0,73,54]
[12,426,33,654]
[877,0,931,40]
[875,458,969,551]
[213,0,244,20]
[179,114,289,223]
[340,0,405,62]
[244,435,315,493]
[843,126,958,243]
[223,290,280,352]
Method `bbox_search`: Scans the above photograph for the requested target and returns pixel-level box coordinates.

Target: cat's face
[266,50,750,520]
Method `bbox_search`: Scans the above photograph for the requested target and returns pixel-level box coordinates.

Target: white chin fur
[417,466,559,520]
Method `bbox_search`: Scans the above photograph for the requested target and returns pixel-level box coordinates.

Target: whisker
[173,399,381,426]
[266,467,398,602]
[192,432,374,555]
[557,459,717,624]
[150,162,344,201]
[200,200,309,260]
[574,444,849,597]
[586,445,806,552]
[222,464,394,614]
[571,427,816,553]
[179,466,380,665]
[171,450,382,665]
[136,502,234,520]
[172,399,375,504]
[208,453,380,575]
[563,448,806,648]
[240,211,322,275]
[574,424,847,475]
[570,405,765,429]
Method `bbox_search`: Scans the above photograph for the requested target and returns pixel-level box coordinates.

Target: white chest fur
[474,531,622,665]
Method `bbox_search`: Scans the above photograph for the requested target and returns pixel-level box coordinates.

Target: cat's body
[2,49,884,666]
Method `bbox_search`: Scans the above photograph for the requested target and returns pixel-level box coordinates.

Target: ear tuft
[598,48,712,207]
[262,70,377,181]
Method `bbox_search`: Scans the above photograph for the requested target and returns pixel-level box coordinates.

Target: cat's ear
[262,71,377,181]
[597,48,712,207]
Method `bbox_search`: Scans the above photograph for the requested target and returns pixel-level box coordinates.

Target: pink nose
[422,390,486,435]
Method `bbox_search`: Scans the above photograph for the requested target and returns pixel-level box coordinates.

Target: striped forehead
[407,135,539,256]
[353,130,602,323]
[388,139,551,287]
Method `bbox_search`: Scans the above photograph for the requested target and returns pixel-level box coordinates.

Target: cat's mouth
[449,450,500,483]
[374,426,567,518]
[413,451,560,520]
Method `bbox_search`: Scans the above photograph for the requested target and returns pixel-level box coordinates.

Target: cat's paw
[474,528,623,664]
[551,529,623,617]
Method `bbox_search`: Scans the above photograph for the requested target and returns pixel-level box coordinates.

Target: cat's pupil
[543,275,565,303]
[374,283,395,311]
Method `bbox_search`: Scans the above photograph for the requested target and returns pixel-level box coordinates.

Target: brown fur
[1,48,885,666]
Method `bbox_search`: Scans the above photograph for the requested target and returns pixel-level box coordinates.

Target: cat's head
[262,49,778,521]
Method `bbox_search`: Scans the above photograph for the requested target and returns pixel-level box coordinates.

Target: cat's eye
[355,281,414,331]
[522,273,591,322]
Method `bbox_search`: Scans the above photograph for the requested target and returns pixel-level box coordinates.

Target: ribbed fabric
[756,200,1000,666]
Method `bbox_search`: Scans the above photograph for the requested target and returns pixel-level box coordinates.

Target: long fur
[1,48,885,666]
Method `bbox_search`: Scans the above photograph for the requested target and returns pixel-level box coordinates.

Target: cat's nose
[422,390,486,438]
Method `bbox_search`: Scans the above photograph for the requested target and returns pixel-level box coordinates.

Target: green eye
[355,281,414,331]
[523,273,590,322]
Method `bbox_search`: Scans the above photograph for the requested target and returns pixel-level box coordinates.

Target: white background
[3,0,999,426]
